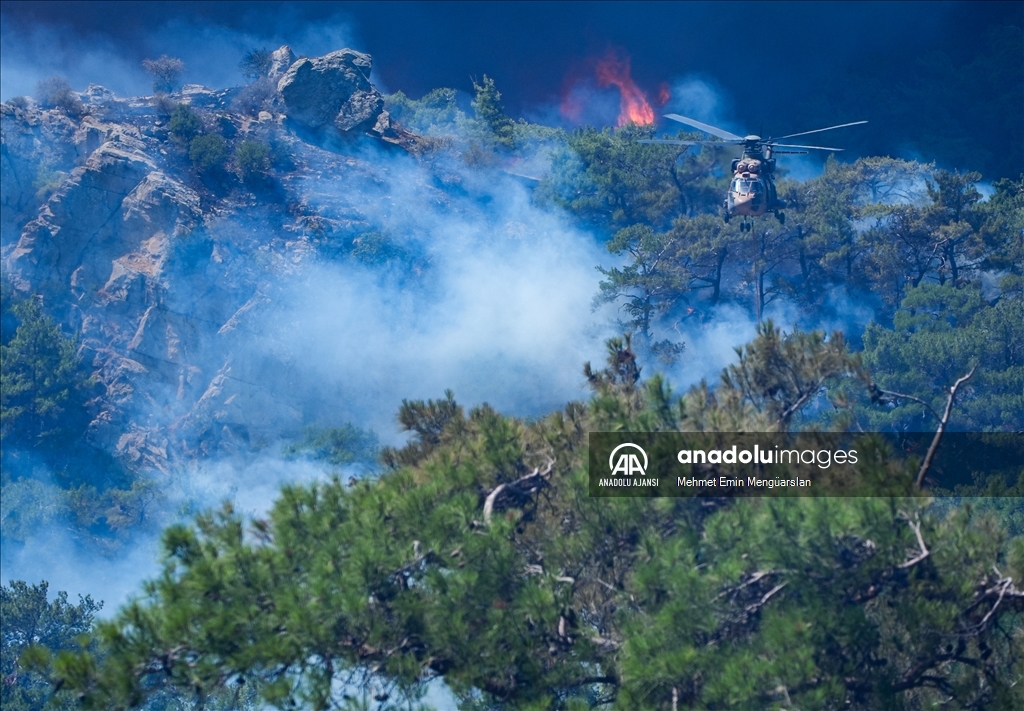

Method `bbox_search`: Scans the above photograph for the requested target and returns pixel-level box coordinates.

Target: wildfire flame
[594,50,654,126]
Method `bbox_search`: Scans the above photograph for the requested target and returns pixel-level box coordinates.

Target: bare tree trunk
[711,247,727,304]
[754,265,765,324]
[752,229,766,324]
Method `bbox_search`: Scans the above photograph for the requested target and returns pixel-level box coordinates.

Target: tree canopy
[33,328,1024,711]
[1,293,91,455]
[142,56,185,94]
[1,581,101,711]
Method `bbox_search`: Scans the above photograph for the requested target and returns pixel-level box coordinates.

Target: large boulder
[276,49,385,134]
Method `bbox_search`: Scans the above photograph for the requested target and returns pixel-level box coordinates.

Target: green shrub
[188,134,227,173]
[32,165,66,200]
[234,139,271,181]
[168,104,202,144]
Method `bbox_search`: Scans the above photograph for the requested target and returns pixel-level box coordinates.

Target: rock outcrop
[1,45,432,473]
[8,129,200,297]
[277,49,385,135]
[267,45,297,80]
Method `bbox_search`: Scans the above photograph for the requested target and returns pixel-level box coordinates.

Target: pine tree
[1,581,101,711]
[471,75,515,148]
[0,297,90,453]
[44,334,1023,711]
[861,283,1024,431]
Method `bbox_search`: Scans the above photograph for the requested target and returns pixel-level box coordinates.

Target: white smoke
[248,152,619,442]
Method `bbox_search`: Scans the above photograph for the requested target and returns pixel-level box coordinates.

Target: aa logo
[608,442,648,476]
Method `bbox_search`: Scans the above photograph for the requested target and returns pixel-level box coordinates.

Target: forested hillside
[1,29,1022,711]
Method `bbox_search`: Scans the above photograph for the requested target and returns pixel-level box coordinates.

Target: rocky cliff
[1,47,429,473]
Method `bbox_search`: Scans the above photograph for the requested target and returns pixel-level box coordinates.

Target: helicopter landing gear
[740,221,751,232]
[721,203,730,223]
[776,211,786,225]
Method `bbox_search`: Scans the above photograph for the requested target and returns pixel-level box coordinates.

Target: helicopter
[640,114,867,230]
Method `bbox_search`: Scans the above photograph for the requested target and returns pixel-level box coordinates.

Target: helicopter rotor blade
[663,113,744,141]
[770,143,844,151]
[637,139,735,146]
[771,120,868,141]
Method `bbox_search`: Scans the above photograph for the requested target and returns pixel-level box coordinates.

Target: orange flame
[594,50,654,126]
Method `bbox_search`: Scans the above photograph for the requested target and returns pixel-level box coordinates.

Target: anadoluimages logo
[608,442,648,476]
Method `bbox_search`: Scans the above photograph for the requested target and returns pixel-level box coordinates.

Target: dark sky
[2,1,1021,172]
[0,1,1014,106]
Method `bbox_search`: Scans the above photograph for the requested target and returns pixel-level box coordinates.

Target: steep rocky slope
[1,47,432,473]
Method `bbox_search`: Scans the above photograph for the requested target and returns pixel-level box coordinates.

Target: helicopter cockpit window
[749,180,761,193]
[732,179,744,192]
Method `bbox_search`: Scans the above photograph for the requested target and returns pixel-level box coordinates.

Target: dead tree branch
[897,513,930,569]
[916,366,976,487]
[963,567,1024,631]
[779,375,830,425]
[483,459,555,524]
[869,384,942,422]
[713,570,779,602]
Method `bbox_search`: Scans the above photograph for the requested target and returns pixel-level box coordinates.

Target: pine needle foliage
[43,330,1023,711]
[0,297,91,453]
[471,75,514,149]
[1,581,101,711]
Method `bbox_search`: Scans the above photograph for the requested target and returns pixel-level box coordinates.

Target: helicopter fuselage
[724,149,785,221]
